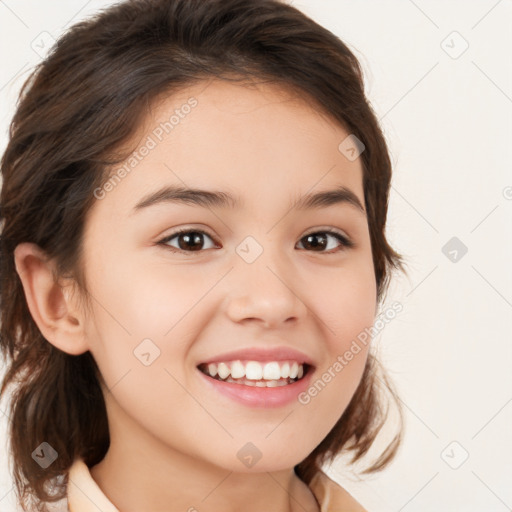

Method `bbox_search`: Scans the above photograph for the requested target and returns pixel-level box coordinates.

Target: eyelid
[302,226,351,241]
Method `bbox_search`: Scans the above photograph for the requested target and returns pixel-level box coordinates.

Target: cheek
[84,287,197,431]
[83,258,213,406]
[311,257,377,348]
[299,257,376,427]
[86,246,211,340]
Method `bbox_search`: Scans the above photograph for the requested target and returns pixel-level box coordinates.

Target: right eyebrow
[131,185,239,214]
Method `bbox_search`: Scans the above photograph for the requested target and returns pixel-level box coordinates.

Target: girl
[0,1,406,511]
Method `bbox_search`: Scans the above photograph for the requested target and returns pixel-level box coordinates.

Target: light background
[0,1,511,511]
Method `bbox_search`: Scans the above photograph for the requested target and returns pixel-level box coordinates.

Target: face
[80,79,377,473]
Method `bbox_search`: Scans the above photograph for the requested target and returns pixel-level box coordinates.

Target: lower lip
[197,366,314,408]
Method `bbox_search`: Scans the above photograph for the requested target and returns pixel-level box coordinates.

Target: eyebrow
[132,184,366,216]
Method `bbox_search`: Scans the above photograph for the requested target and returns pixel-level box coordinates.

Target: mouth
[196,360,314,388]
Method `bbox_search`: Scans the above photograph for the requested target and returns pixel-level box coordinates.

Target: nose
[224,250,308,329]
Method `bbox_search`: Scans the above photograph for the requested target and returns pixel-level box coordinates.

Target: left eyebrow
[293,186,366,216]
[131,184,366,216]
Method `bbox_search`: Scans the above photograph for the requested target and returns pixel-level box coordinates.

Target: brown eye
[158,228,353,255]
[297,231,353,253]
[159,229,217,252]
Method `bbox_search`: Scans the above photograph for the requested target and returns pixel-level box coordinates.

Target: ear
[13,242,89,355]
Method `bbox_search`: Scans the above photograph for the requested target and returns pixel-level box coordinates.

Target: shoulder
[308,470,368,512]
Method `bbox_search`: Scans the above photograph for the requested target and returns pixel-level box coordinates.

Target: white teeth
[230,360,245,379]
[262,362,281,380]
[207,363,218,377]
[200,359,307,384]
[224,377,290,387]
[245,361,263,380]
[217,362,230,380]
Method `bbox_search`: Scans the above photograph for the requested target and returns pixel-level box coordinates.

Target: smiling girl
[0,1,406,511]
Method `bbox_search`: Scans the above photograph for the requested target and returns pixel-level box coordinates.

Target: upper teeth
[203,360,304,380]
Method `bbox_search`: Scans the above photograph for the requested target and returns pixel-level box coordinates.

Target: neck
[90,448,319,512]
[89,398,320,512]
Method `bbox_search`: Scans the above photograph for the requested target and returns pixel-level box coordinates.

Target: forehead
[92,79,365,219]
[139,78,356,165]
[150,78,339,128]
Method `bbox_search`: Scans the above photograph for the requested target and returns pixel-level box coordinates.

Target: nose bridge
[236,232,288,286]
[225,233,306,327]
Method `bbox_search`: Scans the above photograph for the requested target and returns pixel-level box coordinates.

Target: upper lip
[197,346,315,367]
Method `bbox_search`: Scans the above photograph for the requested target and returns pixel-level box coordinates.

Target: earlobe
[13,242,89,356]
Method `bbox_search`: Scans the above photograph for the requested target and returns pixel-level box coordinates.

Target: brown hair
[0,0,407,510]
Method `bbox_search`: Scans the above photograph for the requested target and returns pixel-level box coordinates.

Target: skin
[15,79,376,512]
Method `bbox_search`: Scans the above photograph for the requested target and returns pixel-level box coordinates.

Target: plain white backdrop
[0,1,511,511]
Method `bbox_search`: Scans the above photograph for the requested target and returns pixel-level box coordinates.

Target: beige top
[62,458,367,512]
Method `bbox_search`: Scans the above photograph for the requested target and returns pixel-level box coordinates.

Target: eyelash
[157,227,354,255]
